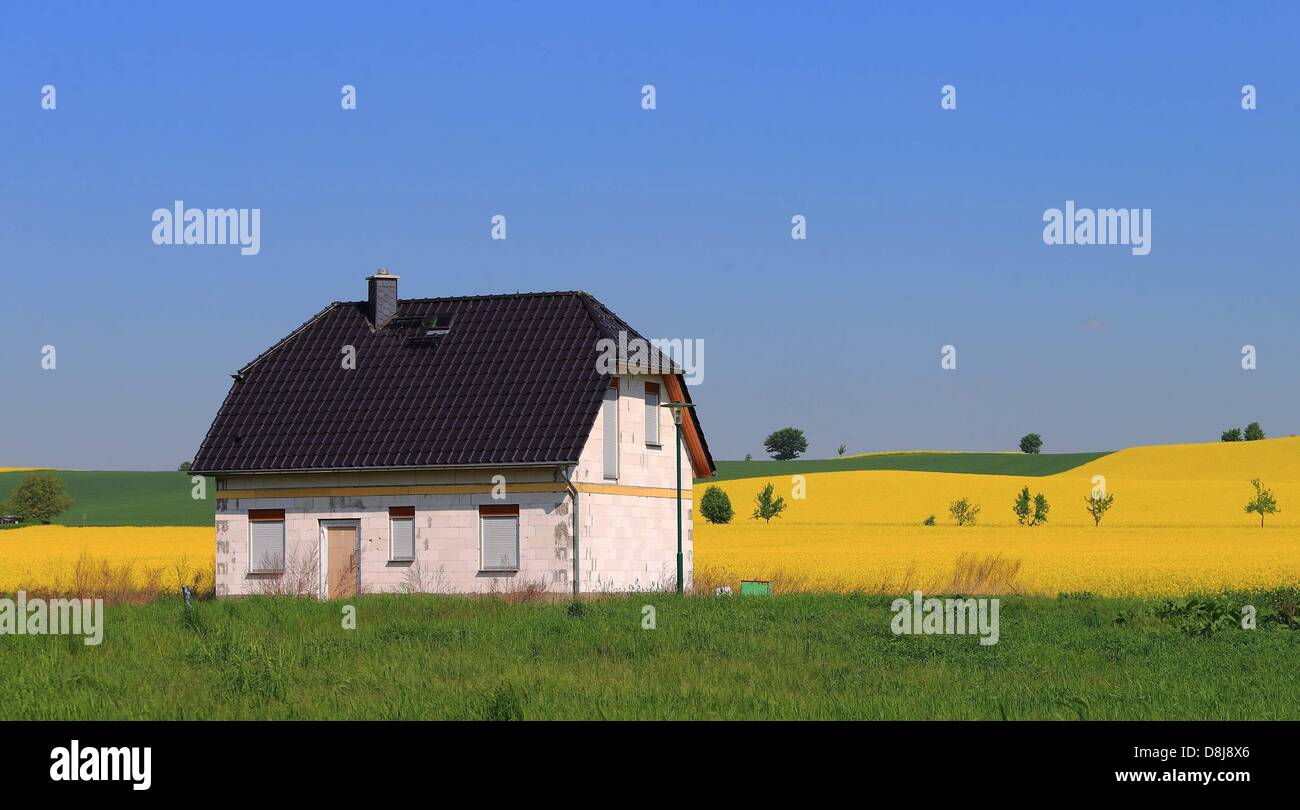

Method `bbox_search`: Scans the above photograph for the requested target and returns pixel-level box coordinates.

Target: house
[189,270,715,598]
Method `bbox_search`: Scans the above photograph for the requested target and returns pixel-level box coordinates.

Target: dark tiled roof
[190,291,714,474]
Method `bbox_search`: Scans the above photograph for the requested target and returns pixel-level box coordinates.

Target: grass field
[695,437,1300,597]
[706,450,1111,483]
[0,471,214,526]
[1,592,1295,720]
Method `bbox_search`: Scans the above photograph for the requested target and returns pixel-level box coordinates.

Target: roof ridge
[342,290,592,306]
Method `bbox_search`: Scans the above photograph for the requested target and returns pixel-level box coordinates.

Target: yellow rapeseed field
[0,526,211,592]
[695,437,1300,596]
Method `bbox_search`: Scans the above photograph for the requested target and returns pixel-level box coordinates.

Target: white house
[190,270,715,597]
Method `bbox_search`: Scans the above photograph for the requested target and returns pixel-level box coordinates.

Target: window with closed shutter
[603,378,619,479]
[249,514,285,573]
[481,515,519,571]
[390,517,415,560]
[389,506,415,561]
[644,381,660,446]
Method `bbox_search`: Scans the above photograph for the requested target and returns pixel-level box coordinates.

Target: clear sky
[2,2,1297,470]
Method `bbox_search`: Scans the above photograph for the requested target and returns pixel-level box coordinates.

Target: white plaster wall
[213,374,698,596]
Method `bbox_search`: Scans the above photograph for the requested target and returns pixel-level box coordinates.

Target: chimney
[367,268,399,328]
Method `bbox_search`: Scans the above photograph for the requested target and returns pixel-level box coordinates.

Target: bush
[922,514,936,526]
[1221,428,1243,442]
[1018,433,1043,454]
[6,472,73,524]
[1244,422,1265,441]
[750,482,787,523]
[763,428,809,461]
[948,498,980,526]
[699,485,734,525]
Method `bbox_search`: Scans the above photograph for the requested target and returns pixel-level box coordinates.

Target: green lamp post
[661,401,695,594]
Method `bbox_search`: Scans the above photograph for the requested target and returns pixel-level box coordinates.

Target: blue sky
[2,2,1297,470]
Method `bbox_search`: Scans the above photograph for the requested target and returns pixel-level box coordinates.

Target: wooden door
[327,525,358,598]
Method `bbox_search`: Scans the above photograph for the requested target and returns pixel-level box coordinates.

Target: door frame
[319,519,361,600]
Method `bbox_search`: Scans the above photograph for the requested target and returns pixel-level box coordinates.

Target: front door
[326,525,358,598]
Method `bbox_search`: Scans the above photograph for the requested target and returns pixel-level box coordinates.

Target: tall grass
[7,551,214,605]
[1,589,1297,720]
[695,552,1021,596]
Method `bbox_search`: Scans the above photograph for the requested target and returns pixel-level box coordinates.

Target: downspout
[560,465,580,595]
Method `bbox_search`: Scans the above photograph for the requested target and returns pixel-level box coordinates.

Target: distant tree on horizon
[763,428,809,461]
[6,472,73,524]
[178,461,192,472]
[1018,433,1043,454]
[1221,428,1243,442]
[1244,422,1266,441]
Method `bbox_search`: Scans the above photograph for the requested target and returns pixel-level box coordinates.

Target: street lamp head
[660,400,694,426]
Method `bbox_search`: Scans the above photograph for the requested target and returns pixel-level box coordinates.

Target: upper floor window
[603,377,619,479]
[644,381,661,447]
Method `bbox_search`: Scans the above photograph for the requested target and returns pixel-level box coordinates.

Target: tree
[178,461,192,472]
[1013,486,1032,525]
[1244,422,1266,441]
[837,443,847,457]
[6,473,73,524]
[1032,493,1051,526]
[948,498,980,526]
[1014,485,1049,526]
[751,482,787,523]
[1018,433,1043,454]
[1244,478,1279,527]
[763,427,809,461]
[743,454,752,462]
[1220,428,1243,442]
[1084,491,1115,526]
[699,485,734,525]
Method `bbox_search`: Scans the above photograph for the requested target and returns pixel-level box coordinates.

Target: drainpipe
[560,465,580,595]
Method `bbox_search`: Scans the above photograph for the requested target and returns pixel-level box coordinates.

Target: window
[644,381,661,446]
[389,506,415,561]
[480,505,520,571]
[603,377,619,479]
[249,509,285,573]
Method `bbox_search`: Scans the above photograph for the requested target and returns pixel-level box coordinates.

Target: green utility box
[740,580,772,596]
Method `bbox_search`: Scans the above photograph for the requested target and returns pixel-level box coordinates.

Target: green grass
[0,471,215,527]
[2,591,1296,719]
[703,451,1112,483]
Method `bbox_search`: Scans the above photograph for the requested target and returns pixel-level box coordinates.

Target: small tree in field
[1220,428,1242,442]
[763,428,809,461]
[948,498,980,526]
[699,485,734,525]
[1244,478,1279,527]
[751,482,787,523]
[1244,422,1266,441]
[1032,493,1051,526]
[7,473,73,524]
[1013,486,1032,525]
[1019,433,1043,454]
[1084,491,1115,526]
[1013,485,1049,526]
[837,443,847,457]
